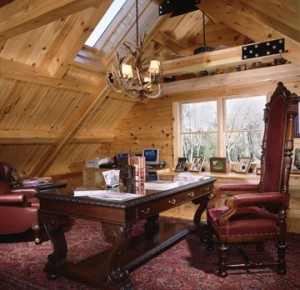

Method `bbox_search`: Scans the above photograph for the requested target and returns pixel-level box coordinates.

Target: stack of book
[128,156,146,195]
[22,176,52,187]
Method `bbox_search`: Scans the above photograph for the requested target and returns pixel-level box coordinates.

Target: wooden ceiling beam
[161,45,278,76]
[152,30,193,56]
[0,58,96,93]
[0,129,115,144]
[0,0,110,41]
[196,0,300,65]
[238,0,300,32]
[44,2,111,79]
[71,132,115,144]
[162,63,300,95]
[0,129,57,144]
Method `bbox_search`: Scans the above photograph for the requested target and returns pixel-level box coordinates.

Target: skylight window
[85,0,127,48]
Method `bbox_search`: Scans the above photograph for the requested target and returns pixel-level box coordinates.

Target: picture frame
[189,157,204,172]
[236,157,252,173]
[293,147,300,171]
[210,157,228,173]
[295,113,300,138]
[175,157,187,172]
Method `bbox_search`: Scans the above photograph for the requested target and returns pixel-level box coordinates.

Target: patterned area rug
[1,218,300,290]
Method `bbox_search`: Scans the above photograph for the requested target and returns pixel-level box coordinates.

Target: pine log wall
[100,79,300,170]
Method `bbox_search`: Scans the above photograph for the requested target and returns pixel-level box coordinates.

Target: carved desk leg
[144,214,159,232]
[43,213,70,280]
[192,194,210,227]
[192,194,210,241]
[102,223,134,290]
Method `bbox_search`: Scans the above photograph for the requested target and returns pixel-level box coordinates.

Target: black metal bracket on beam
[159,0,200,17]
[242,39,285,60]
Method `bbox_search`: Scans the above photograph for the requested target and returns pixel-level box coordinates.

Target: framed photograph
[295,114,300,138]
[210,157,228,173]
[189,157,204,172]
[236,157,252,173]
[175,157,187,172]
[293,147,300,171]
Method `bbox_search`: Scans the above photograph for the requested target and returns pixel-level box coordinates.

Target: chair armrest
[219,192,283,226]
[0,193,27,204]
[11,187,38,198]
[231,192,283,207]
[207,183,260,209]
[219,183,259,193]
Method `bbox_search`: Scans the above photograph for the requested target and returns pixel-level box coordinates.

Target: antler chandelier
[107,0,162,100]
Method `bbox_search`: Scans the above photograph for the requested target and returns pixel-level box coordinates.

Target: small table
[37,176,216,289]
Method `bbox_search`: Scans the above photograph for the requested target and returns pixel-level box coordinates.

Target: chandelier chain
[136,0,139,47]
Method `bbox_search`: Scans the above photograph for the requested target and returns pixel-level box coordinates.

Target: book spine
[128,156,146,195]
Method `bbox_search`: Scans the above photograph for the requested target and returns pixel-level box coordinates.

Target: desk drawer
[137,184,212,219]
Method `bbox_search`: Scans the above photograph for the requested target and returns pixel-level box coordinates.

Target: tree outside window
[225,96,265,162]
[179,95,266,164]
[181,101,218,162]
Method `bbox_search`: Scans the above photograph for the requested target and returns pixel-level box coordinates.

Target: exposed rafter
[0,0,111,41]
[162,63,300,95]
[161,45,281,76]
[0,57,96,93]
[196,0,300,65]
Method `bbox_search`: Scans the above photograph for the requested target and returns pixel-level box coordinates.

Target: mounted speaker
[159,0,200,17]
[242,39,285,60]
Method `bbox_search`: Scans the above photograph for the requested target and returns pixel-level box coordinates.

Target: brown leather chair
[206,82,299,277]
[0,162,42,244]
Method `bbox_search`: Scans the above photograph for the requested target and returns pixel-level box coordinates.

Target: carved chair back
[259,83,298,207]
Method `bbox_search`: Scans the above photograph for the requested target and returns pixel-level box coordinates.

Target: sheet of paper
[145,180,180,190]
[74,189,144,201]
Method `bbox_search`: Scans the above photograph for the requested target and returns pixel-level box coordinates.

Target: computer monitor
[142,148,159,165]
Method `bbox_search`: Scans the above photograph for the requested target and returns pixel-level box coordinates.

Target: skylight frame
[85,0,127,48]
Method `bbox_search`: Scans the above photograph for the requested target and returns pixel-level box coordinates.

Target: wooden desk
[37,176,216,289]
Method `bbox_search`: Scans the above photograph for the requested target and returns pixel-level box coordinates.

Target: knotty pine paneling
[0,80,90,132]
[77,96,135,134]
[0,20,64,67]
[46,143,102,175]
[97,95,174,167]
[0,144,52,176]
[0,6,100,70]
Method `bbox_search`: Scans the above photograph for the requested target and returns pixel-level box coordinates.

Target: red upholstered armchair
[0,162,42,244]
[206,83,299,277]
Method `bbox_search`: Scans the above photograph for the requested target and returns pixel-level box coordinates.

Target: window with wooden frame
[173,95,266,165]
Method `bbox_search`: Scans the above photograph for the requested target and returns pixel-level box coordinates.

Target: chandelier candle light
[107,0,162,100]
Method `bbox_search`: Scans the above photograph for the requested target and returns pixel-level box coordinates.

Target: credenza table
[37,176,216,289]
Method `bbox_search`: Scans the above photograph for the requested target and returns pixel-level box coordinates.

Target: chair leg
[32,225,41,244]
[218,242,229,277]
[206,224,214,251]
[276,241,287,275]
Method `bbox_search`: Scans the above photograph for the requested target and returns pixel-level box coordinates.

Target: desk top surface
[37,175,216,209]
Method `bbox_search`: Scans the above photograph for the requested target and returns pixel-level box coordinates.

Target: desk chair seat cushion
[208,206,279,241]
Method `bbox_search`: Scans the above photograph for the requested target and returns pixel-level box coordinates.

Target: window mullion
[219,97,225,157]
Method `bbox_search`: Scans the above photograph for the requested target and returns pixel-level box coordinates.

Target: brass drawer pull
[168,199,176,205]
[141,208,150,215]
[188,192,195,198]
[204,187,211,191]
